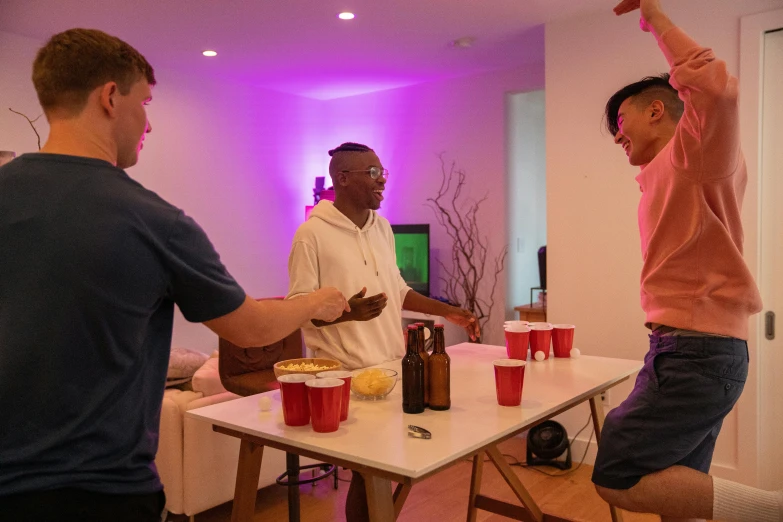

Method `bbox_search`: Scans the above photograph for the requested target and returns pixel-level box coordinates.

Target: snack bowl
[350,368,398,400]
[273,358,341,378]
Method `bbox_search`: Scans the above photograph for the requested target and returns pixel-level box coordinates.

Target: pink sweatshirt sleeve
[657,27,741,181]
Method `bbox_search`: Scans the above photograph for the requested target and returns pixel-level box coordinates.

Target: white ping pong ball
[570,348,581,358]
[258,396,272,411]
[534,351,545,362]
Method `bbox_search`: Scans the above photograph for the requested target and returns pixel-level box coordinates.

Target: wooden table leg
[393,483,412,519]
[230,439,264,522]
[467,453,484,522]
[589,397,624,522]
[363,472,396,522]
[485,445,544,522]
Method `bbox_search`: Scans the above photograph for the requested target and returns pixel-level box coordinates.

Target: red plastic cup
[317,370,352,421]
[277,374,316,426]
[529,324,553,360]
[306,378,344,433]
[552,324,575,358]
[504,328,530,360]
[493,359,526,406]
[504,320,529,329]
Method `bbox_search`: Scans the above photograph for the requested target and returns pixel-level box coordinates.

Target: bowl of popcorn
[350,368,398,400]
[273,358,342,378]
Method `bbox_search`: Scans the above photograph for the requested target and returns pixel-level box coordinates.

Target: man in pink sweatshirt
[592,1,782,521]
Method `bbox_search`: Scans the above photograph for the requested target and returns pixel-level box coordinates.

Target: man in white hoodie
[287,142,479,367]
[286,142,480,521]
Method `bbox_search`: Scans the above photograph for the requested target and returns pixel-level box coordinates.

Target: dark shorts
[0,488,166,522]
[591,334,748,490]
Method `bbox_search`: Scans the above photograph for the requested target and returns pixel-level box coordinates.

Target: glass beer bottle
[415,322,430,407]
[428,324,451,410]
[402,325,425,414]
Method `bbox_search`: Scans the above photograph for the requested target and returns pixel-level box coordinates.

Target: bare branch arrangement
[9,108,43,150]
[426,155,508,343]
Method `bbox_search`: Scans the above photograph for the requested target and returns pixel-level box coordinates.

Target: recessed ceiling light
[202,50,217,57]
[338,12,355,20]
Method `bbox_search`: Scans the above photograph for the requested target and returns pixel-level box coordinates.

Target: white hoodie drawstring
[368,237,379,276]
[355,228,368,266]
[356,228,379,276]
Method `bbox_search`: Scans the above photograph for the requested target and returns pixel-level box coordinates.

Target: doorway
[759,27,783,490]
[506,90,546,320]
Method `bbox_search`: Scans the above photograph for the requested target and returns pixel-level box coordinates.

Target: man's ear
[335,171,350,187]
[98,82,119,116]
[648,100,665,124]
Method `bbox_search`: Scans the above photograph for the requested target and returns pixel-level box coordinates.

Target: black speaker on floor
[526,420,571,471]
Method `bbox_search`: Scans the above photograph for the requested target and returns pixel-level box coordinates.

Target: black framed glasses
[341,166,389,180]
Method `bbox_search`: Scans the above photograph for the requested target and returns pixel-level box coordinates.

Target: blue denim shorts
[591,334,748,490]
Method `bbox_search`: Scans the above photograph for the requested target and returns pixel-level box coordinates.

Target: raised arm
[615,0,742,180]
[613,0,674,36]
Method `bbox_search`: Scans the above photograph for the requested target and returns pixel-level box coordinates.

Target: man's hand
[346,287,388,322]
[613,0,666,33]
[309,287,350,322]
[444,307,480,342]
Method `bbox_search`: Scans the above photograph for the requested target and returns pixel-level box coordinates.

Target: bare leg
[346,471,370,522]
[595,466,713,519]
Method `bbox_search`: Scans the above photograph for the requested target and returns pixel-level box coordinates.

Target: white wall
[545,0,783,480]
[0,31,50,155]
[0,29,322,353]
[321,65,545,346]
[130,72,323,352]
[1,27,544,352]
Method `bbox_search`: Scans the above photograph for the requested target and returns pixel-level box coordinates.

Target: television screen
[391,224,430,297]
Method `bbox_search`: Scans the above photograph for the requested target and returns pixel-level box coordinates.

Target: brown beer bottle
[402,325,425,414]
[415,322,430,407]
[428,324,451,411]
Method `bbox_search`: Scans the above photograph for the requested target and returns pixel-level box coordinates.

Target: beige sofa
[156,371,299,518]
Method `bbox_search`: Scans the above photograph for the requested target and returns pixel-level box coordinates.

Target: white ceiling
[0,0,610,99]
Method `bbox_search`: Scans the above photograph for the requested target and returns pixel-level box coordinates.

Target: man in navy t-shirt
[0,29,348,522]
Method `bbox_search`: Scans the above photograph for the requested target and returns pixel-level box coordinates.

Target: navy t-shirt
[0,153,246,496]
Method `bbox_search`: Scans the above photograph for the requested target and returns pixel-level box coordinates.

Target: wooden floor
[185,437,660,522]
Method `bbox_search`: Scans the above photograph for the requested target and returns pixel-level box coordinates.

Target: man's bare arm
[204,288,349,348]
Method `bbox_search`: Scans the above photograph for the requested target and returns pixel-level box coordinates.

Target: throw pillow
[167,347,209,387]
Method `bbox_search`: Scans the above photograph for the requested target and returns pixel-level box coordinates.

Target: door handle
[765,311,775,340]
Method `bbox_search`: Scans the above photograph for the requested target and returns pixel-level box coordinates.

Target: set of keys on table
[407,425,431,439]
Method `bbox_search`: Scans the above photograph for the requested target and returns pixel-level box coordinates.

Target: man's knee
[595,484,634,509]
[595,484,620,504]
[595,484,648,512]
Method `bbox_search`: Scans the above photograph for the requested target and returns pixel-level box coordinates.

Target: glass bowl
[350,368,398,400]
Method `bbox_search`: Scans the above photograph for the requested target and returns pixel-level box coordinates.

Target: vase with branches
[426,155,508,343]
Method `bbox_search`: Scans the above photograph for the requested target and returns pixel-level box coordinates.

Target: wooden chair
[218,326,303,396]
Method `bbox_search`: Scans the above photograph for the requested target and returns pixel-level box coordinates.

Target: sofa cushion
[167,347,209,387]
[191,355,227,397]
